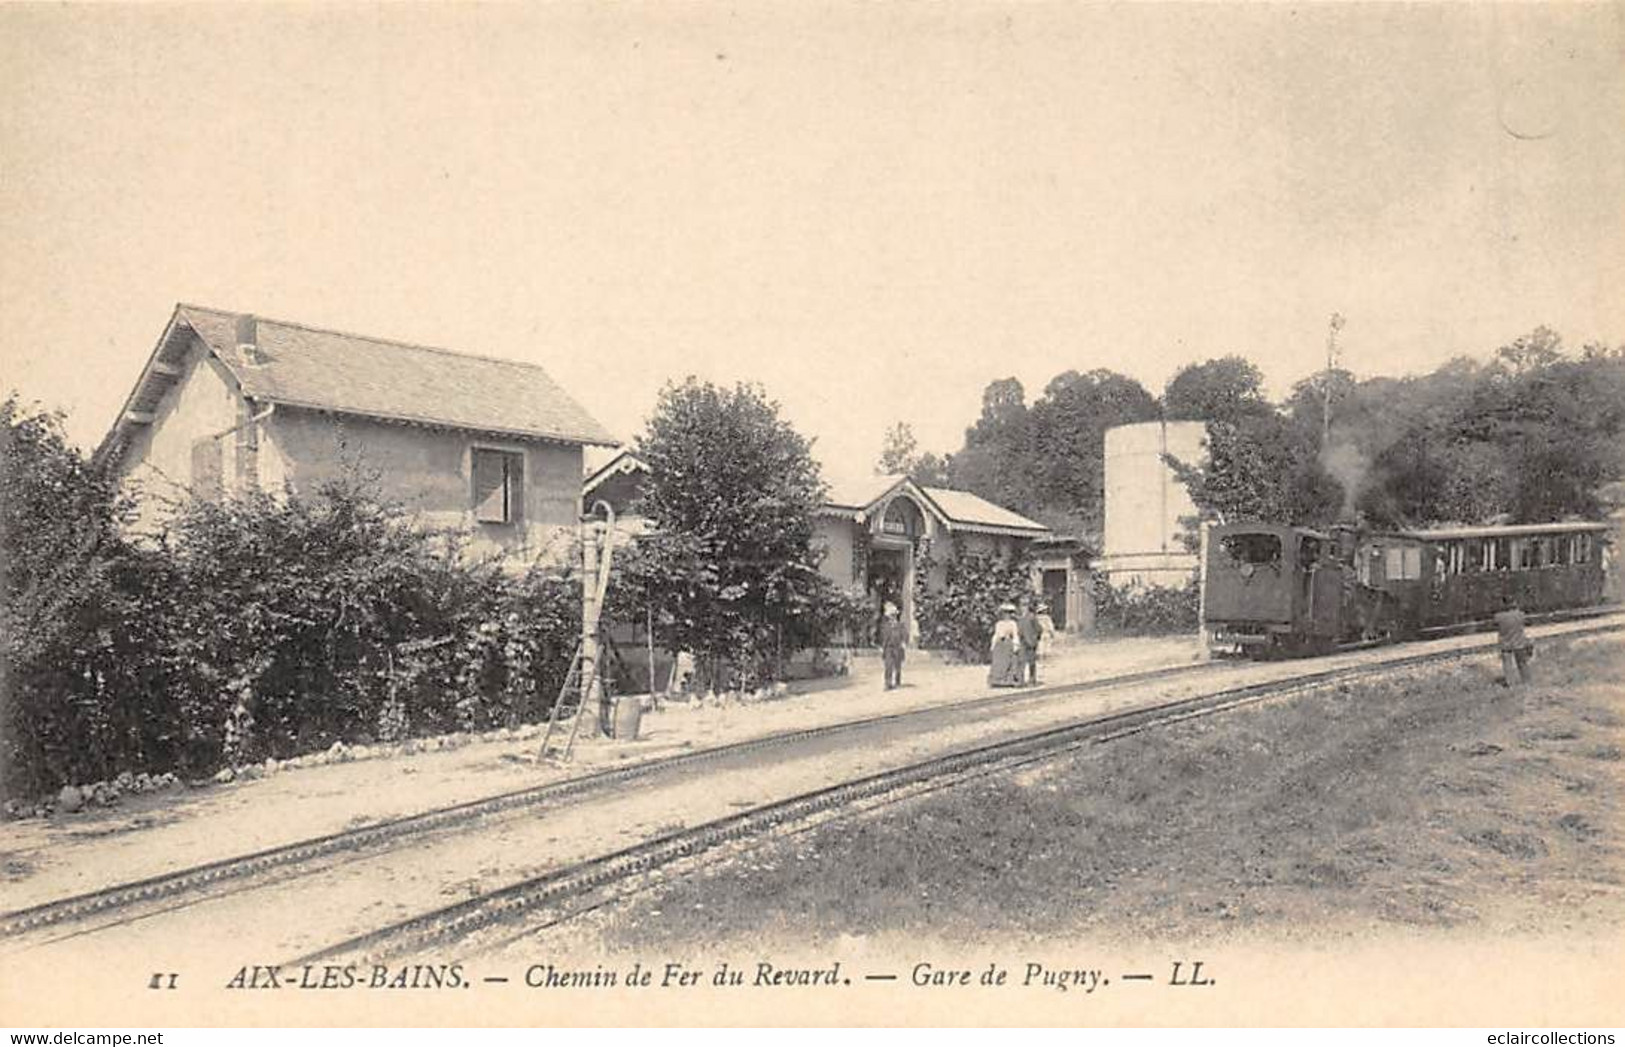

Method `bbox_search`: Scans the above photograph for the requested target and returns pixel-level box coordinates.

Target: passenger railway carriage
[1203,520,1610,658]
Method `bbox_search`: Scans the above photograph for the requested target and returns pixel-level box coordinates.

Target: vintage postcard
[2,1,1623,1030]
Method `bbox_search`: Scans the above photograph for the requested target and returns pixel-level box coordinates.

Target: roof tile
[178,305,617,446]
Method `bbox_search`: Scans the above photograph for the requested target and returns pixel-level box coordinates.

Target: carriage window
[1383,546,1421,580]
[1553,537,1570,565]
[1466,538,1485,572]
[1493,538,1511,571]
[1222,534,1282,565]
[1448,542,1467,575]
[1575,535,1592,564]
[1511,539,1534,570]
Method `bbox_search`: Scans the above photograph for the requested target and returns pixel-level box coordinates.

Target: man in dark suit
[880,602,907,691]
[1017,599,1042,685]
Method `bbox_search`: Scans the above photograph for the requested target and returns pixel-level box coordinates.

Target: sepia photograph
[2,1,1623,1033]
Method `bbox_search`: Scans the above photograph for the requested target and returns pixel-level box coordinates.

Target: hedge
[2,461,583,801]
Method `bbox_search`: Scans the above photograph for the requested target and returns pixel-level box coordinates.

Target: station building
[584,452,1089,642]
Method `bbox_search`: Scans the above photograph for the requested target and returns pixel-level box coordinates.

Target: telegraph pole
[1322,312,1346,449]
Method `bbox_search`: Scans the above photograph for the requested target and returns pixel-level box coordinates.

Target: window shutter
[472,450,509,523]
[507,453,524,523]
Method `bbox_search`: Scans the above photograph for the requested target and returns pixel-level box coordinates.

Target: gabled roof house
[99,304,617,561]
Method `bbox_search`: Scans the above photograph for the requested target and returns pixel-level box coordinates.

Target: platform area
[2,619,1617,912]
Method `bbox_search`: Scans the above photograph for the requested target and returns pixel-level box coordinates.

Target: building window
[471,448,523,524]
[880,497,924,538]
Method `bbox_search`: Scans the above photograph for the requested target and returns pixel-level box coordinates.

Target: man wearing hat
[1017,598,1043,686]
[880,602,907,690]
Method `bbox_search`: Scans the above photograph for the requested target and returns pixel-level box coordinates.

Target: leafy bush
[1093,575,1200,635]
[2,400,586,800]
[2,395,146,798]
[130,481,585,767]
[913,547,1033,661]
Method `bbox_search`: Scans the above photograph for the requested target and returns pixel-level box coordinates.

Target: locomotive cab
[1204,523,1340,655]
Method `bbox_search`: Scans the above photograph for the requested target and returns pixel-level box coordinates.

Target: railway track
[0,658,1226,941]
[294,619,1625,965]
[5,611,1618,949]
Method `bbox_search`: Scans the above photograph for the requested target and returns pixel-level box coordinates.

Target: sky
[2,3,1622,485]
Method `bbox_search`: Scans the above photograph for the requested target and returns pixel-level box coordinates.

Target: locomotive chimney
[1334,523,1358,563]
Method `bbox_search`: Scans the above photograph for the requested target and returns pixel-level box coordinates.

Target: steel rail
[0,659,1222,940]
[292,620,1625,965]
[5,609,1616,942]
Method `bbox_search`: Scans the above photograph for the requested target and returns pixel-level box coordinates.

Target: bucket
[610,695,644,741]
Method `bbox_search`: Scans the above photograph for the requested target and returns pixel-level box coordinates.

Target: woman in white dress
[988,603,1022,687]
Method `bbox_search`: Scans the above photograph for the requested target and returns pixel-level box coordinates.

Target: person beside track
[1494,593,1533,687]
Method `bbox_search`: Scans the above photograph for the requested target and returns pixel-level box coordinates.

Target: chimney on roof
[234,313,265,367]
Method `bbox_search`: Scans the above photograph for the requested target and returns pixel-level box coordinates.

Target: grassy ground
[574,636,1624,951]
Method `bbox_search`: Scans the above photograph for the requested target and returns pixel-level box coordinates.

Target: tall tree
[631,379,831,687]
[965,377,1029,448]
[951,377,1035,514]
[1350,330,1625,525]
[908,451,952,488]
[1168,411,1341,527]
[876,422,920,474]
[1163,356,1270,424]
[876,421,952,486]
[1024,369,1159,535]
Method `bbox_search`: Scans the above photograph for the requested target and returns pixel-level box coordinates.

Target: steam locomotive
[1202,520,1611,658]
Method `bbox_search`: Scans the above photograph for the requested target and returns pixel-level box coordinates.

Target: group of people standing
[875,597,1057,692]
[988,599,1055,688]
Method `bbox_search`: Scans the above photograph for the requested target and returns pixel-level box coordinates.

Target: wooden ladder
[538,643,601,763]
[539,502,620,764]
